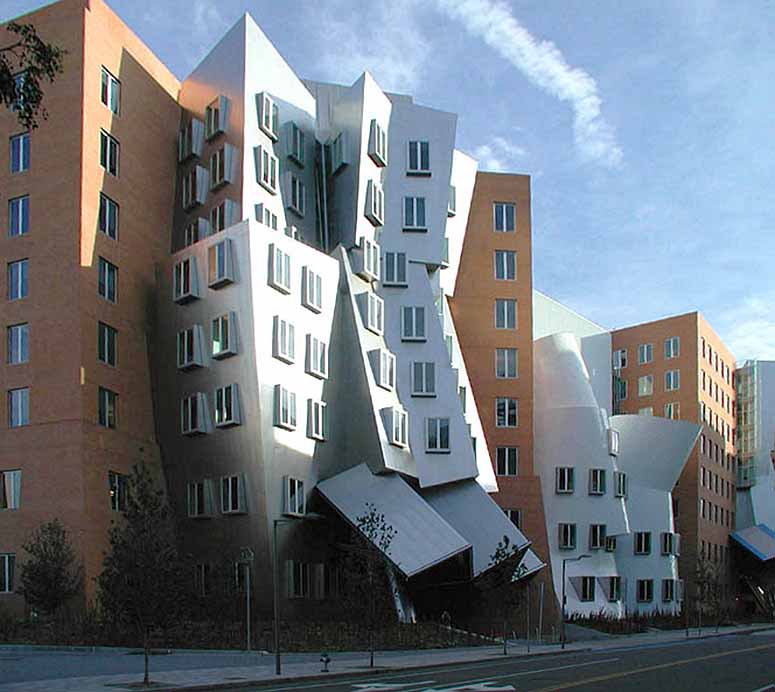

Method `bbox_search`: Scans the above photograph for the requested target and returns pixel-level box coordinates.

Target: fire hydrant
[320,652,331,672]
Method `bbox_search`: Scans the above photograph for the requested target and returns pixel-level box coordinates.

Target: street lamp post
[273,512,325,676]
[561,554,591,650]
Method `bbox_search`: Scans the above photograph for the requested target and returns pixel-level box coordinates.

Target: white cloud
[472,136,527,171]
[719,295,775,362]
[434,0,623,168]
[308,0,429,92]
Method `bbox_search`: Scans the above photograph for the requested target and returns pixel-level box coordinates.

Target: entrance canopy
[731,524,775,561]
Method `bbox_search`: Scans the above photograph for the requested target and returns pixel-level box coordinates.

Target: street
[244,632,775,692]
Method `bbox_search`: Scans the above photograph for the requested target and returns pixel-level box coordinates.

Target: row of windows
[700,403,733,443]
[555,467,627,497]
[173,241,235,303]
[700,466,734,498]
[180,385,242,434]
[701,541,731,564]
[574,575,681,604]
[613,337,680,369]
[700,434,734,471]
[620,370,681,399]
[701,370,734,414]
[699,498,734,528]
[701,337,732,385]
[7,386,118,429]
[558,525,679,556]
[378,406,453,453]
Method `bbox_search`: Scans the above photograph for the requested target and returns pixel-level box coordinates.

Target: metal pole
[526,582,531,653]
[538,582,545,645]
[246,564,251,652]
[273,520,281,675]
[561,559,566,650]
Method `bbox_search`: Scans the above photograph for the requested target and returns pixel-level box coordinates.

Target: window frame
[426,417,451,453]
[7,323,29,365]
[366,293,384,335]
[98,193,119,240]
[411,361,436,397]
[307,399,328,441]
[98,257,118,303]
[493,202,516,232]
[558,523,577,550]
[269,244,291,294]
[98,386,118,429]
[100,66,121,115]
[555,467,575,494]
[495,347,518,378]
[274,385,297,430]
[258,146,279,194]
[306,335,328,379]
[495,397,518,428]
[215,383,240,427]
[99,129,120,176]
[98,321,118,367]
[382,251,407,287]
[496,447,518,476]
[302,267,323,313]
[494,250,516,281]
[402,196,427,231]
[8,195,29,237]
[7,259,28,301]
[407,140,430,175]
[495,299,517,329]
[10,132,30,173]
[401,306,426,342]
[272,316,295,364]
[8,387,30,428]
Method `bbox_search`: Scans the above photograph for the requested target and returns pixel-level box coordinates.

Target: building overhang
[731,524,775,561]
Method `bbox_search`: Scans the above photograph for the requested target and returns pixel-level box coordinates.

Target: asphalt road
[243,632,775,692]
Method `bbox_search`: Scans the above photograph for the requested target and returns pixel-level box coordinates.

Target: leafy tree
[696,556,727,632]
[1,22,65,129]
[17,519,82,617]
[340,502,397,668]
[97,463,189,686]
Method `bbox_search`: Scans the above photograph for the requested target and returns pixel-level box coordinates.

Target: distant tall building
[611,313,737,603]
[0,0,180,609]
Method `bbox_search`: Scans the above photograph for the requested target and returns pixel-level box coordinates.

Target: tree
[340,502,397,668]
[97,463,189,686]
[1,22,65,129]
[17,519,82,618]
[696,556,726,632]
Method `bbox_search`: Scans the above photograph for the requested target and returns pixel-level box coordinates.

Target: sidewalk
[0,623,772,692]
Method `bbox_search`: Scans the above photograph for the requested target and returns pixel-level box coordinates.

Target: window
[605,536,617,553]
[272,316,295,364]
[306,336,328,379]
[210,146,230,189]
[215,384,240,427]
[206,96,228,140]
[662,579,675,602]
[12,72,25,110]
[558,523,576,550]
[412,361,436,396]
[496,447,518,476]
[0,554,15,593]
[634,531,652,555]
[269,245,291,293]
[504,509,522,529]
[402,306,426,341]
[109,471,127,512]
[615,378,628,401]
[608,576,622,602]
[259,93,279,140]
[99,130,119,176]
[403,196,426,230]
[637,579,654,603]
[608,428,620,455]
[10,132,30,173]
[177,326,203,369]
[182,167,206,210]
[187,480,212,518]
[664,402,680,420]
[173,257,198,303]
[614,471,627,498]
[580,576,595,602]
[287,173,306,216]
[274,385,297,430]
[366,293,384,335]
[287,560,311,599]
[100,67,120,114]
[383,252,407,286]
[407,140,430,175]
[589,524,606,550]
[180,393,204,435]
[308,399,327,440]
[494,202,516,232]
[178,118,203,162]
[494,250,516,280]
[638,375,653,396]
[638,406,653,416]
[330,132,348,172]
[368,119,388,166]
[283,477,305,516]
[665,369,680,391]
[194,563,210,596]
[98,387,117,429]
[99,193,119,240]
[302,267,323,312]
[638,343,653,364]
[360,238,381,281]
[0,470,21,510]
[208,239,234,287]
[257,203,278,230]
[221,474,246,514]
[555,467,574,494]
[661,532,679,556]
[613,348,628,369]
[389,408,408,447]
[448,185,457,216]
[258,146,278,193]
[7,323,28,364]
[7,387,28,428]
[496,397,518,428]
[495,348,518,378]
[495,299,517,329]
[426,417,450,453]
[8,259,28,300]
[589,468,606,495]
[459,385,467,414]
[98,257,118,303]
[8,195,29,236]
[365,180,384,226]
[665,336,680,359]
[288,122,305,165]
[98,322,117,366]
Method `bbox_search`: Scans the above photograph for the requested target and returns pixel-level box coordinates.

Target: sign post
[238,547,255,652]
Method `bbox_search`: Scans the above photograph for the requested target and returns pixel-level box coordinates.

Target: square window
[99,130,119,176]
[403,196,426,231]
[580,575,595,601]
[558,523,576,550]
[634,531,652,555]
[209,144,233,189]
[7,259,28,300]
[494,250,516,280]
[98,257,118,303]
[330,132,348,172]
[662,579,675,602]
[383,252,407,286]
[8,195,29,236]
[605,536,618,553]
[7,323,29,365]
[407,140,430,175]
[372,348,395,390]
[10,133,30,173]
[412,361,436,396]
[495,348,518,378]
[98,322,117,366]
[359,238,381,282]
[555,467,574,493]
[608,576,622,601]
[494,202,516,232]
[99,193,119,240]
[426,417,450,453]
[8,388,29,427]
[100,67,120,114]
[613,348,627,369]
[496,447,518,476]
[504,508,522,529]
[401,306,426,341]
[496,397,518,428]
[215,384,240,427]
[608,428,620,455]
[495,299,517,329]
[664,402,680,419]
[614,471,627,498]
[98,387,117,429]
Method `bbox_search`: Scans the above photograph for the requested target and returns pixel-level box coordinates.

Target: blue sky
[6,0,775,360]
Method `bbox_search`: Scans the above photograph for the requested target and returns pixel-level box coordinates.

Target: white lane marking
[751,685,775,692]
[421,684,515,691]
[352,682,435,691]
